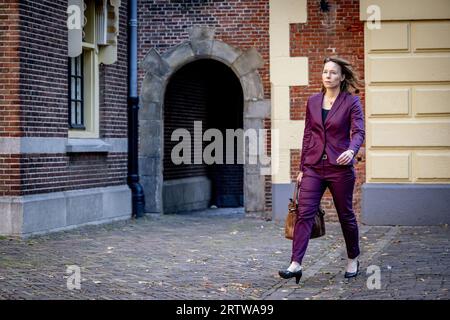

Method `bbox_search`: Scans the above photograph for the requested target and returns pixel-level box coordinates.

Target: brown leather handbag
[285,182,326,240]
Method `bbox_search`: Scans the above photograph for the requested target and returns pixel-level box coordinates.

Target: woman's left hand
[336,150,354,165]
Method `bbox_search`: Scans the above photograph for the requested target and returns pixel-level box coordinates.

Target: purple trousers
[291,155,360,264]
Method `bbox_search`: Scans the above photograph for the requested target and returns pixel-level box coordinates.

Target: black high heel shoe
[344,260,360,278]
[278,269,302,284]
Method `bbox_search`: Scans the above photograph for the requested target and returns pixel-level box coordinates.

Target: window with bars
[68,54,85,129]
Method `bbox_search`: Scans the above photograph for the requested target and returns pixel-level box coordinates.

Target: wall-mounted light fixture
[320,0,330,12]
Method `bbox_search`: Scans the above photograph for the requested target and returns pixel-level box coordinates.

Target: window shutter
[95,0,108,45]
[98,0,120,65]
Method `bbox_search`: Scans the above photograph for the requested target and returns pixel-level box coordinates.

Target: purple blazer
[299,91,365,172]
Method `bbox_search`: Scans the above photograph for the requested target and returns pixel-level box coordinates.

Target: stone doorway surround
[139,26,270,215]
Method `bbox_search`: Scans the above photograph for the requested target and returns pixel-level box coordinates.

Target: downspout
[127,0,145,217]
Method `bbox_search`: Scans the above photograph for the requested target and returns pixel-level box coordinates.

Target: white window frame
[69,0,100,139]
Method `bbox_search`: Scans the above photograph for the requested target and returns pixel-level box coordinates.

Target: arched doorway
[163,59,244,213]
[139,26,270,216]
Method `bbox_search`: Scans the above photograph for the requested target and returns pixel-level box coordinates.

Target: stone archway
[139,26,270,215]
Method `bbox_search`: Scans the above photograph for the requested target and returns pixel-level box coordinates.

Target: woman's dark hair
[321,56,363,94]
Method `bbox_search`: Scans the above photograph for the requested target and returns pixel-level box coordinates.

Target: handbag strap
[292,181,299,204]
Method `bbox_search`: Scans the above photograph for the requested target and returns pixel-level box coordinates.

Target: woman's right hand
[296,171,303,184]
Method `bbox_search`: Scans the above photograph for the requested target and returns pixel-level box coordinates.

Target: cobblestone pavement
[0,208,448,300]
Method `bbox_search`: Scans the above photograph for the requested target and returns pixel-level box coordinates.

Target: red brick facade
[289,0,366,220]
[1,0,365,221]
[0,1,20,196]
[0,1,20,138]
[0,0,129,197]
[137,0,270,99]
[19,1,67,137]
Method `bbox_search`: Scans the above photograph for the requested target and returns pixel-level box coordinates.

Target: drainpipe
[127,0,145,218]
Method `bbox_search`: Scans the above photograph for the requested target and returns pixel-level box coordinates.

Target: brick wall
[137,0,270,99]
[99,1,129,138]
[0,1,20,196]
[0,1,20,138]
[289,0,365,221]
[0,0,129,197]
[2,0,365,218]
[0,155,20,196]
[19,0,68,137]
[19,153,127,195]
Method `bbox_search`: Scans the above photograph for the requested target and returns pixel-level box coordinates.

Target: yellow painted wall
[269,0,308,184]
[361,0,450,183]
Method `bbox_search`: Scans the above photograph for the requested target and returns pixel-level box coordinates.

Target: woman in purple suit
[279,56,365,284]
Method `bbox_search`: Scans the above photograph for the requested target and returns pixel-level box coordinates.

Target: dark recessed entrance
[163,59,244,213]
